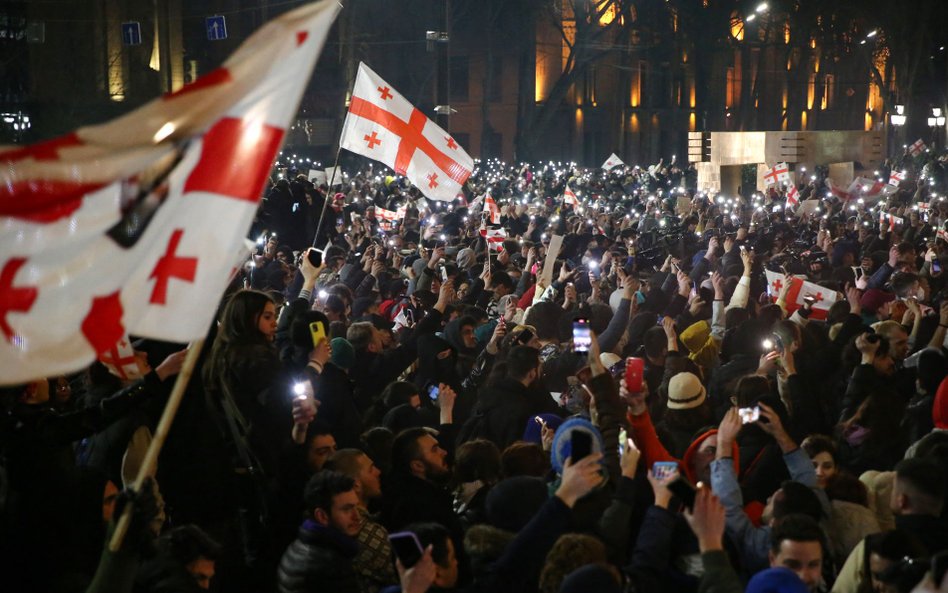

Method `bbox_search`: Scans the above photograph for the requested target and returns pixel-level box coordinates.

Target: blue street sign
[206,15,227,41]
[121,21,141,46]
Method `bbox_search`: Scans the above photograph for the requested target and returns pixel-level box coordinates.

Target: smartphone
[934,256,943,275]
[668,477,697,510]
[625,357,644,392]
[441,266,449,282]
[772,333,785,355]
[336,216,344,226]
[652,461,678,480]
[570,430,593,461]
[933,551,948,588]
[427,384,440,401]
[738,406,761,424]
[572,318,591,353]
[307,248,323,268]
[618,428,628,459]
[309,321,327,348]
[404,309,415,325]
[517,328,535,345]
[388,531,424,568]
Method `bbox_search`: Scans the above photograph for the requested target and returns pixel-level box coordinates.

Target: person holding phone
[709,405,829,576]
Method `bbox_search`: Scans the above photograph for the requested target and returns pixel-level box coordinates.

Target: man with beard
[382,427,466,583]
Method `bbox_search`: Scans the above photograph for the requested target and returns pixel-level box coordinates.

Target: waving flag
[480,227,507,251]
[764,163,791,187]
[786,184,800,208]
[908,139,927,157]
[339,62,474,201]
[850,177,896,202]
[764,271,838,321]
[563,185,580,208]
[888,170,906,187]
[601,153,624,171]
[0,1,340,384]
[483,194,501,224]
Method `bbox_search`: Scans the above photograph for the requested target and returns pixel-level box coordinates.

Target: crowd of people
[2,149,948,593]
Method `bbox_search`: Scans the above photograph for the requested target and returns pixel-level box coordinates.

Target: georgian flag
[764,163,791,187]
[0,1,340,384]
[909,139,927,157]
[339,62,474,201]
[563,185,580,208]
[764,271,838,321]
[786,184,800,208]
[480,227,506,251]
[483,194,501,224]
[880,212,903,231]
[601,153,625,171]
[98,334,144,381]
[889,170,906,187]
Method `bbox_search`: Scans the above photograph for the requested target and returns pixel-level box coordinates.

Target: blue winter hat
[550,417,604,474]
[745,568,809,593]
[522,413,565,445]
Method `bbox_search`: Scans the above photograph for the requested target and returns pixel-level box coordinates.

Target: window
[450,56,469,102]
[489,56,503,102]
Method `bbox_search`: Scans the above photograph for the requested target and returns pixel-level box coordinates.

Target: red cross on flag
[564,185,580,208]
[483,194,501,224]
[849,177,896,203]
[786,184,800,208]
[480,227,507,251]
[601,153,625,171]
[97,334,144,381]
[764,270,838,321]
[909,139,927,157]
[0,1,339,384]
[339,62,473,202]
[888,170,906,187]
[764,163,791,187]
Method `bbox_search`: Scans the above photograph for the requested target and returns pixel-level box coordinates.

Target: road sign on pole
[206,16,227,41]
[121,22,142,46]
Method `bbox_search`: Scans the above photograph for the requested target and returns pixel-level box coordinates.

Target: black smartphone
[307,249,323,267]
[668,477,697,510]
[572,318,591,353]
[517,328,535,345]
[570,430,592,462]
[933,551,948,588]
[388,531,424,568]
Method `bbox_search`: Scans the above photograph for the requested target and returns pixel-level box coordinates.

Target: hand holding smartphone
[572,318,591,353]
[389,532,424,568]
[625,357,644,392]
[570,430,593,462]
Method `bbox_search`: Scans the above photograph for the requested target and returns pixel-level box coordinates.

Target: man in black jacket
[348,281,454,410]
[277,471,363,593]
[458,346,544,450]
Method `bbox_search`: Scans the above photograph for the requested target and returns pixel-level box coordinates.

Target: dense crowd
[2,150,948,593]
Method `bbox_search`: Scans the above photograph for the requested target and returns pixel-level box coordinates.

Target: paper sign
[309,169,327,185]
[540,234,564,286]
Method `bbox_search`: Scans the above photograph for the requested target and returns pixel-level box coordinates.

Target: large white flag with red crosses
[764,270,838,321]
[0,1,339,384]
[339,62,474,202]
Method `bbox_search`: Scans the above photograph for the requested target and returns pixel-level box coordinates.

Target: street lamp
[890,104,906,127]
[928,108,945,148]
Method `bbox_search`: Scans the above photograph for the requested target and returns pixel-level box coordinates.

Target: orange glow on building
[865,112,872,131]
[689,112,696,131]
[630,113,639,132]
[801,110,807,129]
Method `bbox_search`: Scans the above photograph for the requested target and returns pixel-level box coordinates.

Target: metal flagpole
[312,145,344,247]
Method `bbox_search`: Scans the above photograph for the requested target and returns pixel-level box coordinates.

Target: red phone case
[625,357,644,392]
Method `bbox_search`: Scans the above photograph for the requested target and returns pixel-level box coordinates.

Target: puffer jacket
[277,520,360,593]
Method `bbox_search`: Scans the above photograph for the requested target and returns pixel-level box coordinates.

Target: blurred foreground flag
[339,62,474,201]
[0,1,339,384]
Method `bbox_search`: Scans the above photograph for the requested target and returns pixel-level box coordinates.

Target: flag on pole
[601,153,624,171]
[888,170,906,187]
[480,227,507,251]
[908,139,927,157]
[339,62,474,201]
[0,1,340,384]
[764,271,838,321]
[483,194,500,224]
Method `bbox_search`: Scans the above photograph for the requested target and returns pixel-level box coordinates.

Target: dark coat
[458,377,531,450]
[277,520,360,593]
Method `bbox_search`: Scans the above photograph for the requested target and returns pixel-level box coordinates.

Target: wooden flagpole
[109,338,205,551]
